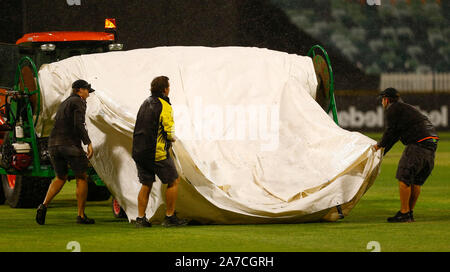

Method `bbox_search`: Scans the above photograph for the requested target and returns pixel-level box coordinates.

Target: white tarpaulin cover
[37,46,382,224]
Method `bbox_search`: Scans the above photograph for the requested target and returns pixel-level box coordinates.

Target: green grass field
[0,133,449,252]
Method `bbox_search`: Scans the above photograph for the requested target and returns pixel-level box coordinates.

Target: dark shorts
[396,143,436,186]
[135,154,179,186]
[49,145,89,179]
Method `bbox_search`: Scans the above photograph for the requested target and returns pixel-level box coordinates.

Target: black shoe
[77,214,95,224]
[135,216,152,228]
[162,212,188,227]
[387,211,411,223]
[409,210,415,222]
[36,204,47,225]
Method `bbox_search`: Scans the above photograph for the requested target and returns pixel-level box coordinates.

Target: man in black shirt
[132,76,188,228]
[36,79,95,225]
[374,88,438,223]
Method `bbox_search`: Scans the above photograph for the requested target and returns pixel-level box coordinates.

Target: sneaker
[162,212,188,227]
[76,214,95,224]
[387,211,411,223]
[36,204,47,225]
[135,216,152,228]
[409,210,415,222]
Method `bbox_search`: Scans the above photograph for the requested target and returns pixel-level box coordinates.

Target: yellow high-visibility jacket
[132,95,175,163]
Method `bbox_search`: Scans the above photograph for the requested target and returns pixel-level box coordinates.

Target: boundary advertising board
[332,93,449,132]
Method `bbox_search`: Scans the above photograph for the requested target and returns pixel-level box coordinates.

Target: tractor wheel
[1,175,51,208]
[112,197,127,219]
[87,180,111,201]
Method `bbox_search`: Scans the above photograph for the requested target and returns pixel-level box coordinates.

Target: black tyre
[87,180,111,201]
[111,197,127,219]
[1,174,51,208]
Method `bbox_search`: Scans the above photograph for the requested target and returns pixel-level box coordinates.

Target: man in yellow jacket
[132,76,188,227]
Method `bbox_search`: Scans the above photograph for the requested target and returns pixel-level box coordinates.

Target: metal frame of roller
[307,44,339,125]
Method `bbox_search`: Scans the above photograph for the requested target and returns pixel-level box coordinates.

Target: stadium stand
[271,0,449,75]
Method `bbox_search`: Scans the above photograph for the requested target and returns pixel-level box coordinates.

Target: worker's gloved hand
[86,143,94,159]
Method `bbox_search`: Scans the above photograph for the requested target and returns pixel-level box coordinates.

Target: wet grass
[0,133,449,252]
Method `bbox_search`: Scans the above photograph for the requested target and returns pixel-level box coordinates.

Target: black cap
[379,87,399,98]
[72,79,95,93]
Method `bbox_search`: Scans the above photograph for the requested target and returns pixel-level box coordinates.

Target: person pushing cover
[374,87,438,223]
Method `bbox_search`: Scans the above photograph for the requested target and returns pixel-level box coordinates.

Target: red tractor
[0,19,127,219]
